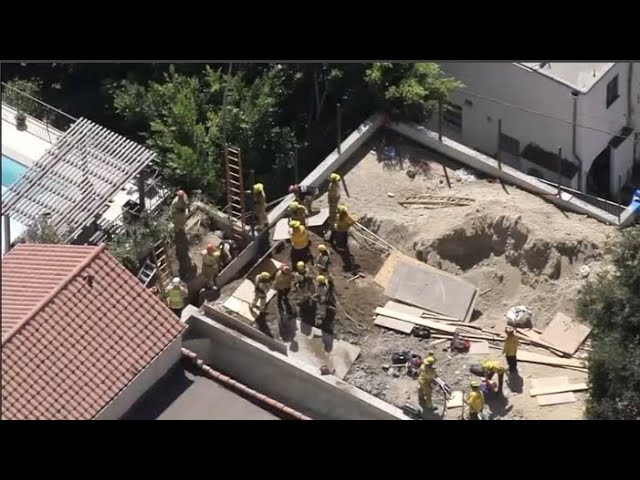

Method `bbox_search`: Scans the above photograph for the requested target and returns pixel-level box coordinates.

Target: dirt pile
[415,213,603,283]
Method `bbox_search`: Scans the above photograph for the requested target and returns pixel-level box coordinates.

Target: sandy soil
[195,132,617,420]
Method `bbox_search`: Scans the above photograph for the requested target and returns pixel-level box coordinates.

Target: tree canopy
[577,226,640,419]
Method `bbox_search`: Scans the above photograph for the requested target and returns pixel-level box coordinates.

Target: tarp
[632,189,640,214]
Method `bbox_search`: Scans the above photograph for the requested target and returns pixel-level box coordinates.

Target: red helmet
[289,184,299,193]
[281,264,291,273]
[206,243,214,253]
[177,190,186,197]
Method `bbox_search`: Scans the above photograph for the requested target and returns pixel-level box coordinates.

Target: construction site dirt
[209,131,617,420]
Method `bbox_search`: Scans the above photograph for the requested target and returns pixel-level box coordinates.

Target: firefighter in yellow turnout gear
[288,201,308,227]
[333,205,356,251]
[171,190,189,231]
[313,275,333,322]
[167,277,188,317]
[289,220,311,266]
[251,183,268,229]
[418,356,438,417]
[503,326,519,373]
[201,243,221,285]
[251,272,272,314]
[327,173,341,230]
[273,264,294,315]
[466,380,485,420]
[315,244,331,276]
[483,359,507,394]
[293,261,315,319]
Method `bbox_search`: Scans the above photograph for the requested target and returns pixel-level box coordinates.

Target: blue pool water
[2,154,28,188]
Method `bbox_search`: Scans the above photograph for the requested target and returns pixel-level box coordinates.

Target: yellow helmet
[289,220,301,228]
[296,261,306,271]
[471,380,480,388]
[337,205,348,214]
[212,251,221,258]
[317,244,327,253]
[288,201,299,211]
[330,173,341,182]
[316,275,326,283]
[260,272,271,281]
[253,183,264,193]
[425,356,435,365]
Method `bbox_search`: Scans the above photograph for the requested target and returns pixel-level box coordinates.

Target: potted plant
[15,111,27,131]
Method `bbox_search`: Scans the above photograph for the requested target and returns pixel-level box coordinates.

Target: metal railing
[1,81,77,144]
[538,178,627,218]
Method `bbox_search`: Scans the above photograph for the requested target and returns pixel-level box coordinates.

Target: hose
[333,295,367,331]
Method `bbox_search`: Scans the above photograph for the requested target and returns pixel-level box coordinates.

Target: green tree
[365,63,463,123]
[2,78,43,117]
[110,65,297,201]
[16,214,63,245]
[578,226,640,419]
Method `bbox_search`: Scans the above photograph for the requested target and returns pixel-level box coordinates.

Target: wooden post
[497,119,503,170]
[557,147,563,196]
[3,215,11,254]
[337,102,342,155]
[137,170,146,211]
[438,101,443,142]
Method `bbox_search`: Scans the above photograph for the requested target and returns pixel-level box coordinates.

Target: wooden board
[516,330,566,358]
[306,207,330,227]
[374,315,414,334]
[468,341,490,355]
[517,350,586,369]
[272,218,290,241]
[385,263,477,321]
[384,300,458,321]
[530,383,588,397]
[447,391,464,408]
[429,339,449,348]
[530,377,570,390]
[540,312,591,356]
[375,307,457,333]
[287,321,360,379]
[537,392,577,406]
[230,279,277,305]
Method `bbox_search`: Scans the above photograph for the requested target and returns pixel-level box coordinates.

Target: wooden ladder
[151,239,174,295]
[224,145,247,240]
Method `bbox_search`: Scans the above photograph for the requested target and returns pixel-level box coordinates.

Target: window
[499,133,520,156]
[606,75,619,109]
[443,102,462,130]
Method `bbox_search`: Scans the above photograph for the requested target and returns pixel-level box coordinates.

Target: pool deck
[1,103,60,167]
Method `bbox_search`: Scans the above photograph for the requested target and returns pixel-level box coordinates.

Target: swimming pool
[2,154,28,188]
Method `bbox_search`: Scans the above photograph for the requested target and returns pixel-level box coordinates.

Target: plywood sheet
[384,300,427,318]
[306,207,330,227]
[536,392,577,406]
[375,307,457,333]
[447,391,464,408]
[517,350,586,369]
[530,377,569,390]
[287,321,360,379]
[530,383,588,397]
[540,312,591,356]
[468,341,490,355]
[272,218,290,241]
[385,262,476,320]
[374,315,414,334]
[231,279,277,305]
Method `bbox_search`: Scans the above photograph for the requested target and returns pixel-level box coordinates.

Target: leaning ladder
[224,145,247,240]
[151,239,174,295]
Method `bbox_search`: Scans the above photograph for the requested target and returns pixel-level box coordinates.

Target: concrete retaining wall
[95,334,183,420]
[390,121,625,225]
[183,308,409,420]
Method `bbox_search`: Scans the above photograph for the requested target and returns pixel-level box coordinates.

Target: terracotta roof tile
[1,243,185,420]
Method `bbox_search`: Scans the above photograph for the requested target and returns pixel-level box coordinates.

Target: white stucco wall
[94,334,183,420]
[631,63,640,163]
[611,135,635,200]
[435,62,635,195]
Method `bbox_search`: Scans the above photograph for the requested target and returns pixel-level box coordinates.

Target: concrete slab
[385,262,476,320]
[287,321,360,379]
[306,207,330,227]
[223,295,262,321]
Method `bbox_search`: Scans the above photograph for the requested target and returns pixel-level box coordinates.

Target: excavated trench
[414,214,601,280]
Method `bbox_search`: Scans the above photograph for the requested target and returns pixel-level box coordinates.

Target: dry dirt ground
[193,132,619,420]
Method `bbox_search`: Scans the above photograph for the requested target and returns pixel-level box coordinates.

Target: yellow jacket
[328,182,341,202]
[503,335,519,357]
[418,364,436,388]
[273,270,293,290]
[483,360,506,375]
[335,212,356,232]
[291,226,309,249]
[466,390,484,413]
[254,191,266,210]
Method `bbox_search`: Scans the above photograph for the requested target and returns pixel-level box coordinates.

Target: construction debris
[506,305,533,329]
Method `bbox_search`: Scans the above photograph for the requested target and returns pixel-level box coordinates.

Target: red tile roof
[1,244,186,420]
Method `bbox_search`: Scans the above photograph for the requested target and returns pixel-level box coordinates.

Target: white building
[431,62,639,202]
